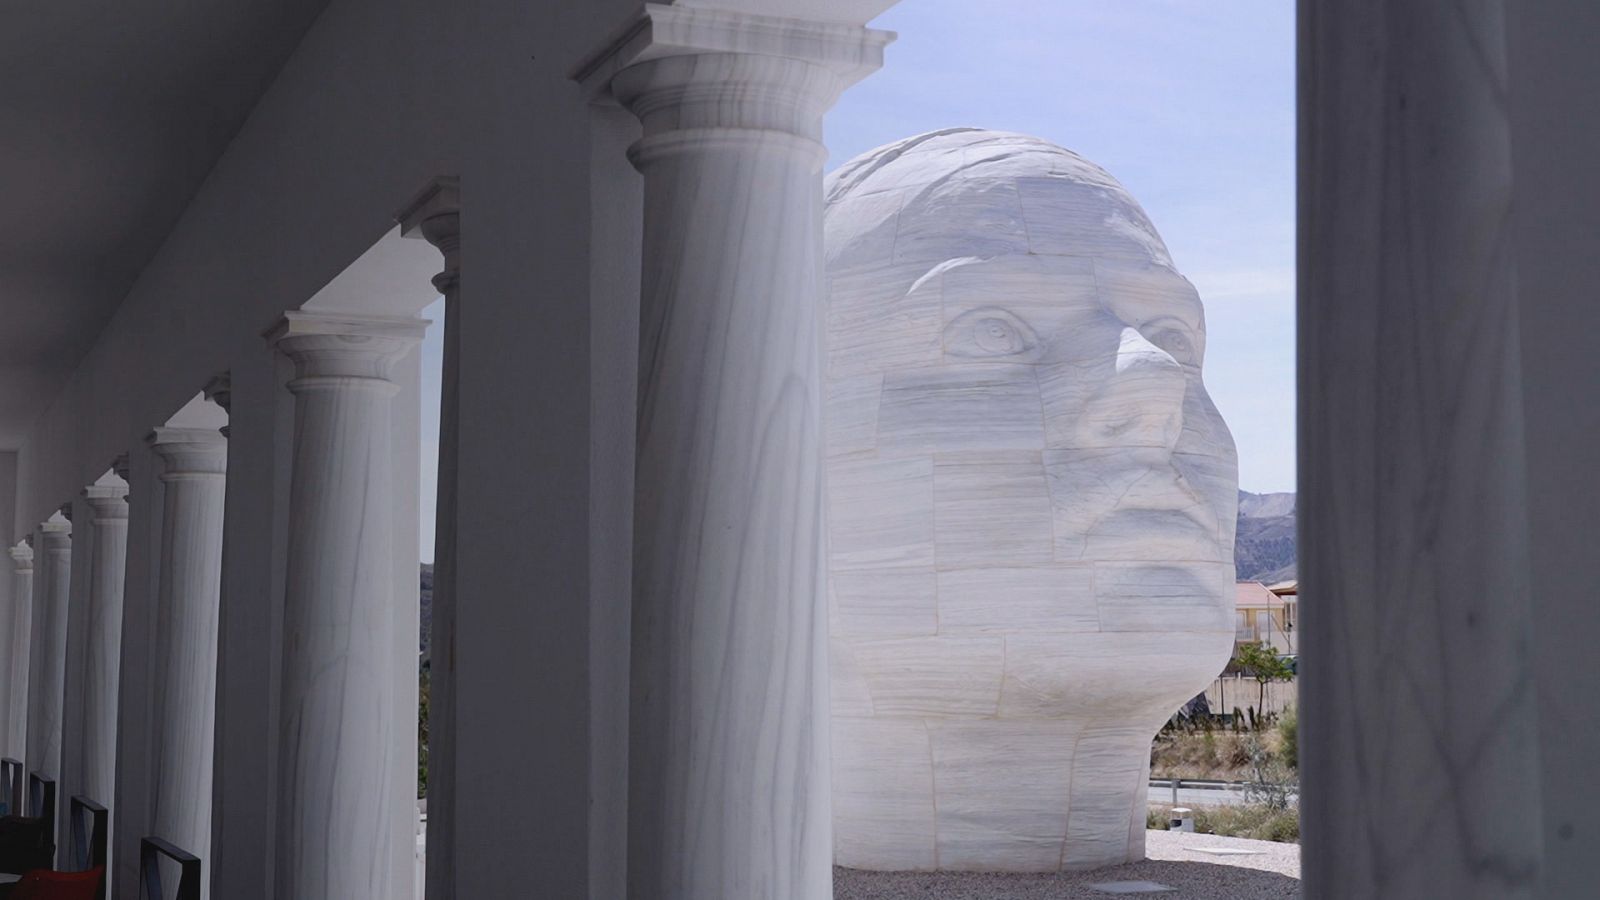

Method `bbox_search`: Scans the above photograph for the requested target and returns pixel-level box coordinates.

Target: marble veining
[824,130,1238,872]
[146,421,226,878]
[270,311,423,900]
[1298,3,1544,897]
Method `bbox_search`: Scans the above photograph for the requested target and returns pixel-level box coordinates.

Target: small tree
[1232,641,1293,716]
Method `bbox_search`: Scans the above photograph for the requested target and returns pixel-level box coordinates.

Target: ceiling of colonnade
[0,0,330,449]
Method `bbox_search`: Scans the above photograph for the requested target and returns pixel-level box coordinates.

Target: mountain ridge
[1235,489,1297,583]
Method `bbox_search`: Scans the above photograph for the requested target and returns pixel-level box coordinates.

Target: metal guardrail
[1149,777,1299,805]
[1149,777,1246,804]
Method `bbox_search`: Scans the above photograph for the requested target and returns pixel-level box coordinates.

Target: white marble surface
[26,511,72,783]
[583,6,891,898]
[270,311,423,900]
[4,542,33,762]
[824,130,1238,872]
[79,472,129,811]
[1299,3,1544,898]
[146,417,227,875]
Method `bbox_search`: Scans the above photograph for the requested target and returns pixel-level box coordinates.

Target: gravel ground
[834,831,1299,899]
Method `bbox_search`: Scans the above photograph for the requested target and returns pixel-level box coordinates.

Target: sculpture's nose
[1078,327,1186,450]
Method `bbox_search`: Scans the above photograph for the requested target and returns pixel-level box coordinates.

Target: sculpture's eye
[944,308,1039,360]
[1148,326,1197,365]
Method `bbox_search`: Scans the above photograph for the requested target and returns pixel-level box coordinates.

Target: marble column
[580,7,891,898]
[398,177,459,900]
[146,423,227,864]
[80,470,130,809]
[1299,1,1543,897]
[4,542,33,763]
[26,512,71,784]
[268,311,423,900]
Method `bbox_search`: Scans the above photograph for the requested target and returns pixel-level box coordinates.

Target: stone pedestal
[27,513,71,783]
[581,7,891,897]
[4,542,33,762]
[80,473,130,809]
[268,311,424,900]
[146,425,227,865]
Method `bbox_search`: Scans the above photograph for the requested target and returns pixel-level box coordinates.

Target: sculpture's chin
[998,629,1235,721]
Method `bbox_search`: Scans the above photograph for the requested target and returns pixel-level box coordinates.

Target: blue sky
[419,1,1295,561]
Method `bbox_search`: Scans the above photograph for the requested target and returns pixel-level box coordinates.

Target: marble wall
[824,129,1238,872]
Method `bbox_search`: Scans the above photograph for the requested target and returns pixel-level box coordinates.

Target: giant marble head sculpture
[825,129,1238,872]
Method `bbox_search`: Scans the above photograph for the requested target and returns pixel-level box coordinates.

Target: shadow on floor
[834,860,1300,899]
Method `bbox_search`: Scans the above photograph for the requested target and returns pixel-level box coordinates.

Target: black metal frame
[21,771,58,872]
[70,794,109,899]
[139,836,200,900]
[0,758,20,816]
[27,772,56,832]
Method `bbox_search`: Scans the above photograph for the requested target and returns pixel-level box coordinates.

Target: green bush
[1278,704,1298,770]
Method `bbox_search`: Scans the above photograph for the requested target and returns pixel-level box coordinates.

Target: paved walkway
[834,831,1299,899]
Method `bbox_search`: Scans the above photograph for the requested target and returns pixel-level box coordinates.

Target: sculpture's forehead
[825,133,1174,272]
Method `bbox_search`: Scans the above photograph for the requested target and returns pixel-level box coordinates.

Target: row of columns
[4,5,887,896]
[0,310,429,896]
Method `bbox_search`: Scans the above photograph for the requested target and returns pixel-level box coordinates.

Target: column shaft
[27,515,71,785]
[270,312,423,900]
[1299,1,1542,896]
[147,427,227,867]
[5,544,33,764]
[591,11,889,897]
[81,480,130,810]
[399,179,459,900]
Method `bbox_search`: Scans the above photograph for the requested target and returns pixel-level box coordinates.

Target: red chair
[8,866,104,900]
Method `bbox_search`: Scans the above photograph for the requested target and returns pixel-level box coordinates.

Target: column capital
[203,373,233,414]
[578,6,890,173]
[111,453,131,482]
[576,3,894,99]
[39,511,71,550]
[8,540,32,572]
[397,178,460,294]
[203,373,234,438]
[147,427,228,479]
[266,311,427,389]
[83,473,131,521]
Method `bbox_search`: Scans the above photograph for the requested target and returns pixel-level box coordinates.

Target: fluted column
[27,512,71,783]
[268,311,424,900]
[80,471,130,809]
[4,542,33,763]
[399,177,459,900]
[146,424,227,868]
[581,8,890,898]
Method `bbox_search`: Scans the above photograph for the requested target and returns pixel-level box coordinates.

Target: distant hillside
[1235,490,1297,583]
